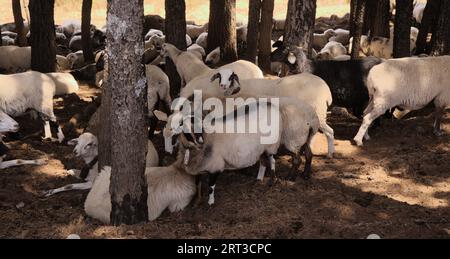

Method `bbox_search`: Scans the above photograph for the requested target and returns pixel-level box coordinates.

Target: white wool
[0,46,31,73]
[46,72,79,95]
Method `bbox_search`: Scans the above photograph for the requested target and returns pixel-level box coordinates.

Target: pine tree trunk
[284,0,317,57]
[82,0,94,63]
[165,0,186,99]
[29,0,56,73]
[207,0,238,63]
[257,0,274,73]
[106,0,148,225]
[245,0,261,63]
[416,0,441,54]
[350,0,366,59]
[393,0,413,58]
[369,0,390,38]
[431,1,450,56]
[12,0,27,47]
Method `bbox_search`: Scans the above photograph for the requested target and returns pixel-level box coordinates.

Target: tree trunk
[82,0,94,63]
[245,0,261,63]
[431,1,450,56]
[29,0,56,73]
[393,0,413,58]
[207,0,238,63]
[369,0,390,38]
[106,0,148,225]
[165,0,186,99]
[12,0,27,46]
[416,0,441,55]
[350,0,366,59]
[284,0,317,57]
[257,0,274,73]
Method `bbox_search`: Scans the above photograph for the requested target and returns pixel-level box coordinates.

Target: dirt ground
[0,84,448,239]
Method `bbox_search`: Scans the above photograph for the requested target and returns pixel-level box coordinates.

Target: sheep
[209,69,335,158]
[161,43,263,90]
[187,43,206,58]
[45,72,80,96]
[278,46,382,118]
[186,23,208,40]
[0,46,31,73]
[328,28,350,45]
[0,110,47,169]
[205,46,220,66]
[353,56,450,146]
[84,159,196,223]
[66,50,84,69]
[0,71,64,142]
[144,29,164,41]
[317,41,348,60]
[195,32,208,49]
[42,132,159,197]
[313,29,337,51]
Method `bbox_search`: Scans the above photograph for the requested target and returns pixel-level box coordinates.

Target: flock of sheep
[0,2,449,224]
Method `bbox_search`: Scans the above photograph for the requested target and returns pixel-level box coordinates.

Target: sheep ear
[154,110,168,122]
[210,73,220,83]
[67,138,78,146]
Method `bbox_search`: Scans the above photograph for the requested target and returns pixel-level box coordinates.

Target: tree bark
[82,0,94,63]
[393,0,413,58]
[245,0,261,63]
[12,0,27,46]
[29,0,56,73]
[165,0,186,99]
[431,1,450,56]
[416,0,441,54]
[283,0,317,57]
[207,0,238,63]
[258,0,274,73]
[350,0,366,59]
[369,0,390,38]
[106,0,148,225]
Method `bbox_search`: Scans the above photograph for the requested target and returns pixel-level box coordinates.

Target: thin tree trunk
[12,0,27,46]
[431,1,450,56]
[393,0,413,58]
[207,0,238,63]
[284,0,317,57]
[245,0,261,63]
[107,0,148,225]
[258,0,274,73]
[82,0,94,63]
[165,0,186,99]
[29,0,56,73]
[350,0,366,59]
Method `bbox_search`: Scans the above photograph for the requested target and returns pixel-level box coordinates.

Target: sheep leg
[433,107,445,136]
[353,107,386,146]
[0,159,46,169]
[207,173,218,206]
[320,123,335,158]
[302,144,313,180]
[41,181,93,197]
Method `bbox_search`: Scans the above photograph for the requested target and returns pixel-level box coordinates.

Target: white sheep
[313,29,337,51]
[195,32,208,49]
[45,72,80,96]
[187,23,208,40]
[0,71,64,142]
[42,132,159,197]
[0,46,31,73]
[353,56,450,146]
[317,41,347,60]
[205,46,220,65]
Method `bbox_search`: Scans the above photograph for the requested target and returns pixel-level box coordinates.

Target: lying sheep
[0,71,64,142]
[0,46,31,73]
[313,29,337,51]
[353,56,450,146]
[317,41,347,60]
[205,46,220,66]
[186,23,208,40]
[45,72,80,96]
[195,32,208,49]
